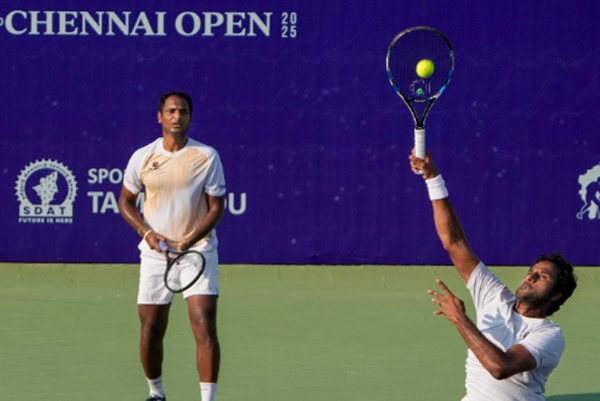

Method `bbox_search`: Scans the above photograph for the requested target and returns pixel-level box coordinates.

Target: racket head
[164,250,206,293]
[386,26,454,104]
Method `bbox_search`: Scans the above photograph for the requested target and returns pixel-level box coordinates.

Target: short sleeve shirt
[123,137,226,248]
[462,262,565,401]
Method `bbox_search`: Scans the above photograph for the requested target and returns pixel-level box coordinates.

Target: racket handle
[158,240,168,252]
[414,127,426,159]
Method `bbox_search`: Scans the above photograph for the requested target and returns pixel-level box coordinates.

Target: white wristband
[425,175,449,200]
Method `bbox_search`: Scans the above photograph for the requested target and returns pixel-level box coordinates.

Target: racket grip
[158,240,168,252]
[414,128,426,159]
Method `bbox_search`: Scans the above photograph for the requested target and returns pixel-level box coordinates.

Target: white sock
[200,382,217,401]
[147,376,165,397]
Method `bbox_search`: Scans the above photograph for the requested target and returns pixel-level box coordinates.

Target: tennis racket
[386,26,454,168]
[158,240,206,293]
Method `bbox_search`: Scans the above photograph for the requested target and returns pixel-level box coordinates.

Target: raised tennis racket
[158,240,206,293]
[386,26,454,167]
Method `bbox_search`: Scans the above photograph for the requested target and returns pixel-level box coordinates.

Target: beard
[515,283,547,307]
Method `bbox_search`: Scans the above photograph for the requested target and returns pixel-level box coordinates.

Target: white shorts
[137,241,219,305]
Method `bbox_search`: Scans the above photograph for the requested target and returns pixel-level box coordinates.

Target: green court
[1,264,598,400]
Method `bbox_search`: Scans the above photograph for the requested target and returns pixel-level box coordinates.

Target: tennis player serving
[409,151,577,400]
[118,91,226,401]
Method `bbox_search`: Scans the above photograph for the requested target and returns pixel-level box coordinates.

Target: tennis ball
[416,59,435,78]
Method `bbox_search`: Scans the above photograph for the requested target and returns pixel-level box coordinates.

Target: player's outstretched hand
[427,279,466,323]
[409,149,440,180]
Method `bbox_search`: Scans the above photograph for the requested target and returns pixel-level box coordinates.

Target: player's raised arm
[410,151,479,283]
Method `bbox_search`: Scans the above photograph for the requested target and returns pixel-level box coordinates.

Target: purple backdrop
[1,1,599,266]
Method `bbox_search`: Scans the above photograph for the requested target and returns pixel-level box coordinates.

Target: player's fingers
[436,279,454,295]
[410,157,425,172]
[174,241,187,252]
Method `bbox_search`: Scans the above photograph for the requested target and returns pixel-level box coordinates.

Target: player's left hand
[428,279,466,323]
[172,240,190,253]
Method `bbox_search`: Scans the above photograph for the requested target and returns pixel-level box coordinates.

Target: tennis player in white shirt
[409,151,577,401]
[119,91,226,401]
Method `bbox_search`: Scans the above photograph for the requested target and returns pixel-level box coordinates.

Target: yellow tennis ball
[416,59,435,78]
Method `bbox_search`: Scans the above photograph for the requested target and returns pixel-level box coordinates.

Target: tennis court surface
[1,264,598,400]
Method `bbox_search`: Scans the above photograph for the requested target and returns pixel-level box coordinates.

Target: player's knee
[140,320,168,341]
[191,316,217,341]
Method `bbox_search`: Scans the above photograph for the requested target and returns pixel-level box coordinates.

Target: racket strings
[387,29,453,100]
[165,252,204,292]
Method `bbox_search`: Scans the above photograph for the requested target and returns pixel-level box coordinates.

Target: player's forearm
[184,196,225,247]
[432,197,479,281]
[432,199,471,257]
[452,314,511,380]
[188,211,223,244]
[118,196,147,236]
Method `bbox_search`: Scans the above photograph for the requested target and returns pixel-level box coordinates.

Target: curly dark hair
[158,91,193,115]
[531,253,577,316]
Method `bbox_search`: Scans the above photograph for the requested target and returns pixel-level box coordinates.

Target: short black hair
[532,253,577,316]
[158,91,193,115]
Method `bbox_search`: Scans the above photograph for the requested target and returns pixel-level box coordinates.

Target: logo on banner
[576,163,600,220]
[15,159,78,224]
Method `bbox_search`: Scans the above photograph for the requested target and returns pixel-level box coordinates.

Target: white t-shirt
[123,137,226,250]
[462,262,564,401]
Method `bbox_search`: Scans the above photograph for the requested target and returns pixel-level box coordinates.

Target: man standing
[118,91,226,401]
[409,151,577,400]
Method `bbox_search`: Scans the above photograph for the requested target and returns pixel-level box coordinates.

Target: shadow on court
[548,394,600,401]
